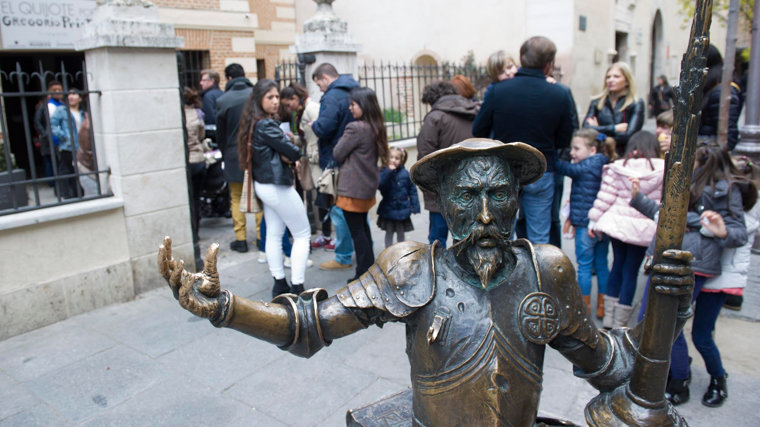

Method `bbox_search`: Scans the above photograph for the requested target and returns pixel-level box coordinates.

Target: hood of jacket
[431,95,478,118]
[607,158,665,194]
[327,75,360,92]
[225,77,254,92]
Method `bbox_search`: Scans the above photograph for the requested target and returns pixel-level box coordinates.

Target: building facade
[295,0,730,118]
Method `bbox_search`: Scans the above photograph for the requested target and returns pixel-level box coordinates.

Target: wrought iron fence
[177,50,211,90]
[274,60,563,143]
[359,62,490,141]
[0,61,111,215]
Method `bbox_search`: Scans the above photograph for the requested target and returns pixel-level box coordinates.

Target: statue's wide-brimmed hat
[410,139,547,194]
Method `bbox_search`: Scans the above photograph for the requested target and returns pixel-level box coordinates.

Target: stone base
[345,388,579,427]
[0,261,135,340]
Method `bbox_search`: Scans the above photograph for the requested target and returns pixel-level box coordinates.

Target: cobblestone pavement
[2,191,759,426]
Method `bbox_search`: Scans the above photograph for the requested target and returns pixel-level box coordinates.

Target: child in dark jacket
[377,147,420,248]
[555,129,616,318]
[630,140,750,408]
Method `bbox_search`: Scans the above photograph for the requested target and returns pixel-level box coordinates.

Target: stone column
[76,0,193,294]
[290,0,362,100]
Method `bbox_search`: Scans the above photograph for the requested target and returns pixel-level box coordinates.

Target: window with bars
[176,50,211,90]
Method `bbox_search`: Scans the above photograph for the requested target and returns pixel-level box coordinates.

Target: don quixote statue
[156,0,714,424]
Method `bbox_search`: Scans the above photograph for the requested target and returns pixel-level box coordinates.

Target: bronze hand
[649,249,695,313]
[158,237,223,319]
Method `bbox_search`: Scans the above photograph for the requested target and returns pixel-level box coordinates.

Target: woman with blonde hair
[583,62,645,156]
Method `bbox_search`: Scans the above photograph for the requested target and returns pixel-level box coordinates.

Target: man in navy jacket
[311,63,360,271]
[472,36,573,244]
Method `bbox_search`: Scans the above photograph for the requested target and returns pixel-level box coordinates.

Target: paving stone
[157,328,285,392]
[227,410,290,427]
[80,376,251,427]
[26,346,172,423]
[318,378,410,427]
[226,354,377,427]
[538,365,597,425]
[102,300,216,358]
[72,290,177,335]
[0,371,40,421]
[0,404,72,427]
[0,321,116,383]
[341,323,412,388]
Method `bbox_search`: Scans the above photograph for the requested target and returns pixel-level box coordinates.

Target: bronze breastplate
[407,246,547,427]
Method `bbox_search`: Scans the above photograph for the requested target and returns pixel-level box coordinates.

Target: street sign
[0,0,96,50]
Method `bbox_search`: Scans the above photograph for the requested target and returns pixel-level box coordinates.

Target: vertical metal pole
[0,97,19,210]
[40,61,62,203]
[736,0,760,158]
[60,62,83,199]
[14,63,41,205]
[81,60,103,196]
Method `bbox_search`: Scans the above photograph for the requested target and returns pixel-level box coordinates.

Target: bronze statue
[158,139,697,427]
[157,3,713,424]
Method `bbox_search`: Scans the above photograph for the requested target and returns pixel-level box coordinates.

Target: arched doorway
[414,54,438,68]
[649,10,665,94]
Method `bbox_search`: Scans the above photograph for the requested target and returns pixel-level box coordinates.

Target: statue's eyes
[462,192,473,201]
[492,191,507,201]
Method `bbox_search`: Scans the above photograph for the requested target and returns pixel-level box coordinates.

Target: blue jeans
[607,238,648,306]
[428,212,449,248]
[575,227,610,296]
[259,216,293,257]
[519,172,554,244]
[669,275,706,380]
[330,205,354,265]
[692,291,729,378]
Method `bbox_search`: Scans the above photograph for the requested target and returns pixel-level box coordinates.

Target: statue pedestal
[345,388,579,427]
[290,0,362,100]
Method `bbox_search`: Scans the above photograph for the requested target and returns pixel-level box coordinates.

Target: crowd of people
[186,38,757,412]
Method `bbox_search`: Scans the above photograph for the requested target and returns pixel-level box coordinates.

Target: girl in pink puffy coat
[587,131,664,328]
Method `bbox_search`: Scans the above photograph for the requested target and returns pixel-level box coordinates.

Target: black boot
[723,295,743,311]
[665,376,690,406]
[291,284,305,295]
[702,374,728,407]
[272,278,290,298]
[230,240,248,253]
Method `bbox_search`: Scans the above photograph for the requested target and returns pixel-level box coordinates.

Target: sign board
[0,0,97,50]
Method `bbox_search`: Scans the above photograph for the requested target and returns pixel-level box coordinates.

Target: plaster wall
[0,208,134,340]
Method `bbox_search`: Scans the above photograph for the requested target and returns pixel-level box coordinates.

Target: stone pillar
[290,0,362,100]
[76,0,193,294]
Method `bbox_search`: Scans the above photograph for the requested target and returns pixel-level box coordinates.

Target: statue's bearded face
[437,156,519,288]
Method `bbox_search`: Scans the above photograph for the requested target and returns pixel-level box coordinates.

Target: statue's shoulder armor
[337,241,437,318]
[515,240,599,347]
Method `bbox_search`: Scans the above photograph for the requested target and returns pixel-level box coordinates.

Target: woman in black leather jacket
[583,62,645,156]
[698,45,743,150]
[237,79,310,297]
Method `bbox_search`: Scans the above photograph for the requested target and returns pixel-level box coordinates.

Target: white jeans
[254,181,311,284]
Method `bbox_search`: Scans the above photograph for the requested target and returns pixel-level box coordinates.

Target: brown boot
[582,295,591,315]
[596,294,605,319]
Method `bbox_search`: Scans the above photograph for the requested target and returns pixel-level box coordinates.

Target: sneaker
[257,251,267,264]
[311,235,328,249]
[284,256,314,269]
[230,240,248,253]
[324,238,337,251]
[319,259,352,271]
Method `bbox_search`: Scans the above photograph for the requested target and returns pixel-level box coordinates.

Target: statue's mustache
[451,225,510,256]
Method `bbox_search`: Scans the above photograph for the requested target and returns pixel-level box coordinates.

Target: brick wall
[161,0,296,87]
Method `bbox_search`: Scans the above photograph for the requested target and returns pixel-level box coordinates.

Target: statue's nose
[476,196,493,224]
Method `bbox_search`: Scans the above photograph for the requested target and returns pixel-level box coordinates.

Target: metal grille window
[0,61,111,215]
[177,50,211,90]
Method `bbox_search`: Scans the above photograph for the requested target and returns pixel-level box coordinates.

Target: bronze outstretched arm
[157,236,386,357]
[549,249,695,393]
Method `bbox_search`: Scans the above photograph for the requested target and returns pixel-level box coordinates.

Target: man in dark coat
[472,36,573,244]
[416,81,478,248]
[215,63,254,252]
[200,69,224,125]
[311,63,360,271]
